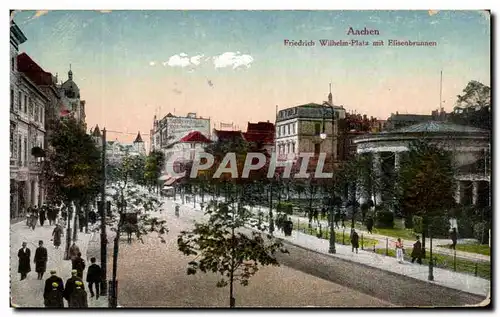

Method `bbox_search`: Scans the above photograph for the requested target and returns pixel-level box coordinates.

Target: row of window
[277,142,296,155]
[10,88,45,126]
[277,122,297,137]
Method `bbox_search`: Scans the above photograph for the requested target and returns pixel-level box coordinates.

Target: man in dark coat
[450,228,458,250]
[351,230,359,253]
[34,240,48,280]
[366,217,374,234]
[18,242,31,280]
[39,206,46,227]
[45,282,64,308]
[411,236,423,264]
[44,270,64,300]
[72,252,86,279]
[64,270,84,303]
[86,257,102,299]
[69,243,80,261]
[68,281,88,308]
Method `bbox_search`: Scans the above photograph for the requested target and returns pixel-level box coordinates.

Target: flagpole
[440,70,443,111]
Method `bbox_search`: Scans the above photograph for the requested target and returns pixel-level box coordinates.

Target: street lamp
[321,105,337,254]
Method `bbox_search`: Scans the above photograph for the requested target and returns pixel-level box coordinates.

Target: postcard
[9,9,491,308]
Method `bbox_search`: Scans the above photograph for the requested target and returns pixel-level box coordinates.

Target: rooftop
[383,121,489,134]
[179,131,211,143]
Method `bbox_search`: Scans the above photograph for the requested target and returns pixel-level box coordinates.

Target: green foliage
[41,117,101,204]
[177,199,288,307]
[473,221,490,244]
[277,202,293,215]
[375,210,394,229]
[413,216,423,234]
[144,150,165,188]
[397,140,456,219]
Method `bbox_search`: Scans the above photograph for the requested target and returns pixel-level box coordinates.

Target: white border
[2,1,497,316]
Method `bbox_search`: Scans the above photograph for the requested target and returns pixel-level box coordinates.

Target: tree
[144,150,165,192]
[456,80,491,109]
[450,81,491,130]
[397,140,456,255]
[41,117,101,259]
[102,153,168,307]
[177,190,288,308]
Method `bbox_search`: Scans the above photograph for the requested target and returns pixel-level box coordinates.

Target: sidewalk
[169,195,490,298]
[177,194,490,262]
[10,219,107,308]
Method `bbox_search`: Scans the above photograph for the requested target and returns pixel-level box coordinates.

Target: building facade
[10,22,48,219]
[59,67,86,128]
[151,112,211,152]
[353,121,491,208]
[105,132,146,164]
[275,94,346,163]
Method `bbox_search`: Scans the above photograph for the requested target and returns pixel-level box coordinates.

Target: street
[103,199,484,307]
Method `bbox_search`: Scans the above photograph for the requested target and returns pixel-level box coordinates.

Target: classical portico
[353,121,491,208]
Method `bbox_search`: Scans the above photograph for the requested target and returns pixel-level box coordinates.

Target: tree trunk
[111,227,120,308]
[421,216,427,259]
[64,201,72,260]
[85,202,89,234]
[73,203,78,242]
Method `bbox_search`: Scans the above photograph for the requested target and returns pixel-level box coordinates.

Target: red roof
[180,131,211,143]
[243,132,274,144]
[17,53,54,86]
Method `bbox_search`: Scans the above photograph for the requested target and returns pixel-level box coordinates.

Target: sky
[11,10,491,144]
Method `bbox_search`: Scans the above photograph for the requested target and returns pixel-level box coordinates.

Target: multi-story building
[151,112,211,152]
[275,91,346,165]
[385,109,447,131]
[10,22,48,219]
[243,121,275,155]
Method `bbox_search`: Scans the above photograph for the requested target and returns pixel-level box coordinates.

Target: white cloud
[190,54,204,66]
[213,52,254,69]
[430,20,439,25]
[428,10,439,16]
[166,54,191,67]
[149,61,156,66]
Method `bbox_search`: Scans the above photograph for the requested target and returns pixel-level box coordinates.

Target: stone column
[33,179,40,208]
[454,181,461,204]
[372,152,382,205]
[394,152,401,171]
[472,181,479,206]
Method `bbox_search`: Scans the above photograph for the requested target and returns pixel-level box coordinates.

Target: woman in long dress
[52,224,63,249]
[395,238,404,263]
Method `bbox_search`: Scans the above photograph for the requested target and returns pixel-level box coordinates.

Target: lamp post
[100,128,108,296]
[321,104,337,254]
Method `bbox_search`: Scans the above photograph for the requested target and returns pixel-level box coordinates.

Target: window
[24,95,27,113]
[24,137,27,166]
[292,123,296,134]
[18,91,21,111]
[277,127,280,137]
[18,135,22,164]
[314,143,321,155]
[315,123,321,135]
[10,125,14,158]
[291,142,295,153]
[287,124,290,135]
[10,89,14,111]
[287,143,290,154]
[11,57,15,71]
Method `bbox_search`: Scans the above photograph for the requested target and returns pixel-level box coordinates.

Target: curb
[275,233,489,299]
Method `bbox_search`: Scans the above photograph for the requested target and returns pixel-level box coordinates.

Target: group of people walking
[26,204,60,230]
[17,239,103,308]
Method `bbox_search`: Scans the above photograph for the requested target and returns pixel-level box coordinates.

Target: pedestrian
[26,206,33,227]
[450,227,458,250]
[39,205,46,227]
[34,240,48,280]
[340,211,346,228]
[68,280,88,308]
[44,282,65,308]
[30,208,38,230]
[89,210,97,225]
[64,270,84,303]
[69,242,80,261]
[44,270,64,306]
[86,257,102,299]
[395,238,404,264]
[52,224,63,249]
[351,229,359,253]
[72,252,86,279]
[47,205,54,226]
[18,242,31,280]
[411,236,423,264]
[175,204,180,218]
[366,217,374,234]
[334,212,340,229]
[321,207,327,220]
[284,217,293,237]
[44,270,64,297]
